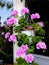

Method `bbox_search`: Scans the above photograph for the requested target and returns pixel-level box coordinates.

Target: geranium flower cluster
[11,10,18,16]
[6,7,44,28]
[31,13,40,19]
[21,7,29,15]
[36,41,47,49]
[5,32,17,42]
[6,18,18,27]
[16,44,34,63]
[25,54,34,63]
[16,44,28,57]
[4,7,47,64]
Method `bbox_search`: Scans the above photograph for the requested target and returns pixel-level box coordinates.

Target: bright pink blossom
[6,18,17,26]
[21,44,28,52]
[25,54,34,63]
[5,32,10,39]
[31,13,40,19]
[21,7,29,15]
[29,25,33,29]
[36,41,47,49]
[11,10,18,16]
[16,44,28,58]
[31,14,36,19]
[16,48,26,58]
[35,13,40,18]
[37,22,44,27]
[8,34,17,42]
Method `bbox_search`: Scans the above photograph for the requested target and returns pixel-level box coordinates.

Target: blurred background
[0,0,13,64]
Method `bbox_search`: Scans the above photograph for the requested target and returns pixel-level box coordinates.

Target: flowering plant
[4,7,47,65]
[16,44,38,65]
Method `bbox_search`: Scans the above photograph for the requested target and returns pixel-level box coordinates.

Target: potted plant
[4,7,48,65]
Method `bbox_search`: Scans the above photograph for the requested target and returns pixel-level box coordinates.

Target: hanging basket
[21,30,35,36]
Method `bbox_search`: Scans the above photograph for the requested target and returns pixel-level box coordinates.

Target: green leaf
[14,26,22,32]
[17,33,30,46]
[27,48,34,53]
[14,63,18,65]
[32,23,42,30]
[32,62,39,65]
[32,36,43,44]
[22,62,30,65]
[19,16,26,25]
[16,57,25,64]
[16,57,30,65]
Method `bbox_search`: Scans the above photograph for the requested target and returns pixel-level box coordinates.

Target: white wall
[13,0,25,63]
[13,0,25,16]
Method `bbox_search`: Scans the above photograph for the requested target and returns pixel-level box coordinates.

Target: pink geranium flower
[16,48,26,58]
[31,13,40,19]
[25,54,34,63]
[31,14,36,19]
[16,44,28,58]
[21,7,29,15]
[36,41,47,49]
[29,25,33,29]
[5,32,10,39]
[11,10,18,16]
[21,44,28,52]
[6,18,17,26]
[37,22,44,27]
[8,34,17,42]
[35,13,40,19]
